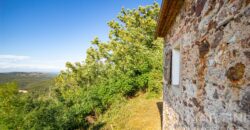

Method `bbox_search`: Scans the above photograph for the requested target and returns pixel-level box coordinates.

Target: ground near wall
[92,93,162,130]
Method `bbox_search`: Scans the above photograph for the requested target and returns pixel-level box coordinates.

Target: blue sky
[0,0,161,72]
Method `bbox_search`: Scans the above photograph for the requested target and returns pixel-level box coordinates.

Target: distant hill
[0,72,57,90]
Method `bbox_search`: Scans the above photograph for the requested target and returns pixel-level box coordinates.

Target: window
[171,46,180,85]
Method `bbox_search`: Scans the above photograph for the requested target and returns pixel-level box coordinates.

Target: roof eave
[155,0,184,38]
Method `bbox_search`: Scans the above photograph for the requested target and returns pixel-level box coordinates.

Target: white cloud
[0,54,63,72]
[0,55,30,61]
[0,63,59,69]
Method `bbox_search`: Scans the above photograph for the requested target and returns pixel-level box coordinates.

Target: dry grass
[94,93,162,130]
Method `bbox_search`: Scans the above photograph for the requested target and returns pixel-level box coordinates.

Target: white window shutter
[172,49,180,85]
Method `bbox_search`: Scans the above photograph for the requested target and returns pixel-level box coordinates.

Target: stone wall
[162,0,250,129]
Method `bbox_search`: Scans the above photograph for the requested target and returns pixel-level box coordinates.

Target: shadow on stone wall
[157,102,163,129]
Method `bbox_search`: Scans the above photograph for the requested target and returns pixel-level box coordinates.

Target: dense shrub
[0,3,163,129]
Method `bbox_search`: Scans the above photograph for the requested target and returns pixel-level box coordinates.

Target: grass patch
[91,93,162,130]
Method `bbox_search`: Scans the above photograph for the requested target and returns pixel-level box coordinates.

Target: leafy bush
[0,3,163,129]
[54,2,163,128]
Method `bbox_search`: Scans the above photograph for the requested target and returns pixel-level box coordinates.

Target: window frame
[171,44,181,86]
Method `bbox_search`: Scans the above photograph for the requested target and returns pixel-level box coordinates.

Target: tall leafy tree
[0,3,163,130]
[55,2,163,128]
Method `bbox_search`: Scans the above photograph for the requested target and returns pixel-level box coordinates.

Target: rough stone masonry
[156,0,250,129]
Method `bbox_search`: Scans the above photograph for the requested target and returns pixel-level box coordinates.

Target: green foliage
[0,3,163,130]
[0,82,25,129]
[54,2,163,128]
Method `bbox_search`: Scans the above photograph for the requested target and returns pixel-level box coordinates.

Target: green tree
[0,82,25,129]
[0,3,163,130]
[55,2,163,129]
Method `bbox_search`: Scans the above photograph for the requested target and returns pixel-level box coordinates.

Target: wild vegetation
[0,72,56,90]
[93,93,162,130]
[0,3,163,129]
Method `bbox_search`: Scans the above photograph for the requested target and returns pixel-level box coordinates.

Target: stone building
[156,0,250,129]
